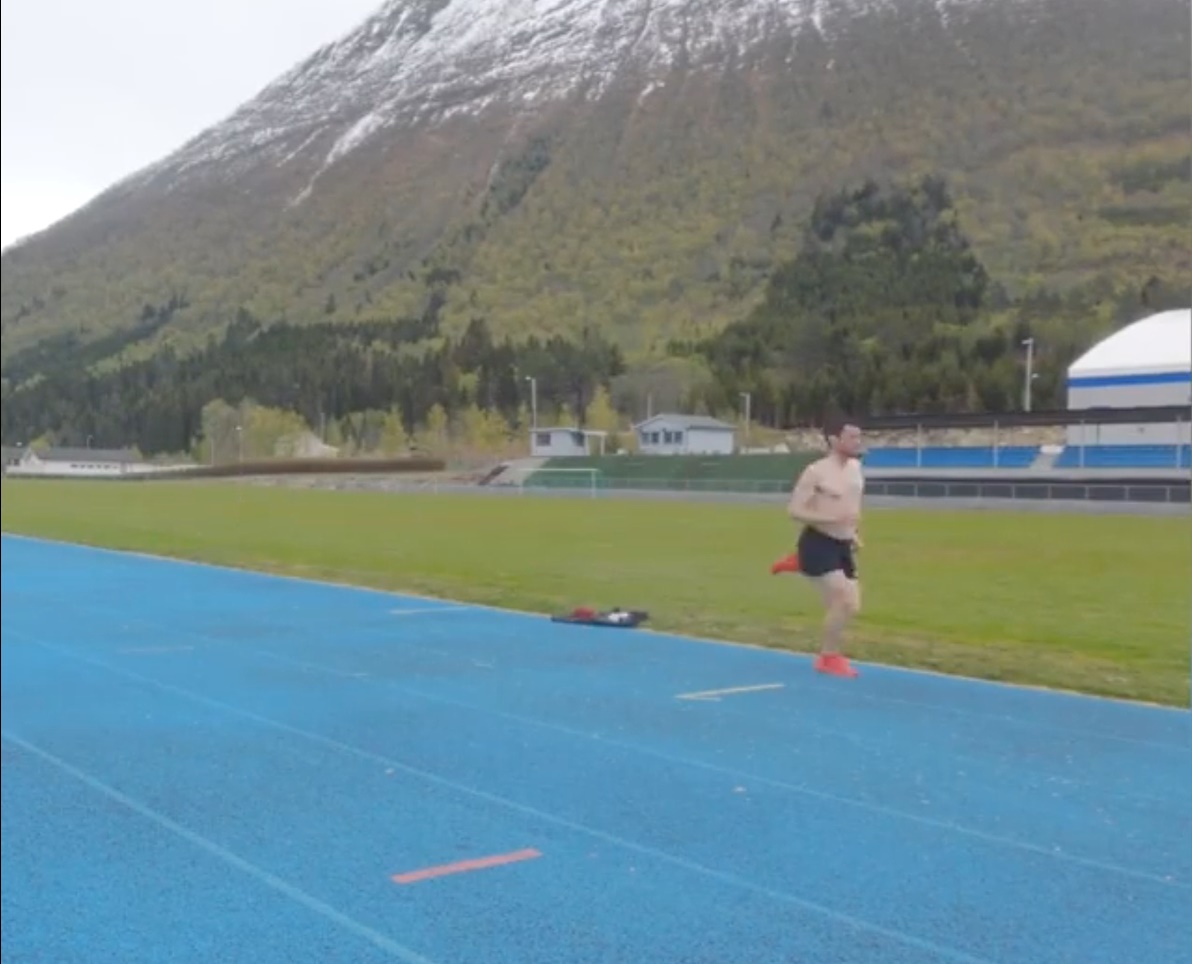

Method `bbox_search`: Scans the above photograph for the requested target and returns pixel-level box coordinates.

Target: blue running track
[2,534,1189,963]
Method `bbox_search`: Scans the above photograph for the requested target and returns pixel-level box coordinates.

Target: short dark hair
[821,413,857,441]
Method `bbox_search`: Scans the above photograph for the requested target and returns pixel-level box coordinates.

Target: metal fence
[519,475,1191,504]
[860,478,1189,504]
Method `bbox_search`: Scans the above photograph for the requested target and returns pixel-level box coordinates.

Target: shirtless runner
[772,416,865,678]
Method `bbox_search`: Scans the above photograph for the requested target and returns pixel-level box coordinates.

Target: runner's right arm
[787,465,833,526]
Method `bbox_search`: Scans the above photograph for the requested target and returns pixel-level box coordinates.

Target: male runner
[773,417,865,678]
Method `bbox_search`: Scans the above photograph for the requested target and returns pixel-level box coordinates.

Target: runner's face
[832,424,863,458]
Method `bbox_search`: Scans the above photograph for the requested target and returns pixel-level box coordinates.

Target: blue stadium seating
[860,443,1189,470]
[861,446,1040,469]
[1053,444,1191,469]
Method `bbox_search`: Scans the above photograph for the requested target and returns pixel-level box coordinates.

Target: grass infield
[2,479,1189,706]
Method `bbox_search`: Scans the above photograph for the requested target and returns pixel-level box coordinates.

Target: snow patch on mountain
[326,112,387,166]
[131,0,1019,192]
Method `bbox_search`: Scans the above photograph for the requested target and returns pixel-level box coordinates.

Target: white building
[275,430,340,458]
[529,427,607,458]
[634,414,736,456]
[1065,308,1192,445]
[7,447,157,477]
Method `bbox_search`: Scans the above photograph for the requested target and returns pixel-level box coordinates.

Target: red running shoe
[770,553,801,575]
[813,652,859,678]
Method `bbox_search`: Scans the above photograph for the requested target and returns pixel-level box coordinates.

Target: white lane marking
[675,683,786,702]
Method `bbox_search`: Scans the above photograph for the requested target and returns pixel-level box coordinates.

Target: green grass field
[2,479,1189,706]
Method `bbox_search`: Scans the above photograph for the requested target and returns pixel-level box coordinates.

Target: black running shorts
[797,526,858,580]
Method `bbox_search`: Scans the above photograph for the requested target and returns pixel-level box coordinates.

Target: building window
[536,433,551,447]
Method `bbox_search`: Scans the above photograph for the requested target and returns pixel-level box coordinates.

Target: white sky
[0,0,382,248]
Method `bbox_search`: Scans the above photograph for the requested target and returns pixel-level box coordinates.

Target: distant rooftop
[1068,308,1191,378]
[633,413,736,431]
[32,446,140,464]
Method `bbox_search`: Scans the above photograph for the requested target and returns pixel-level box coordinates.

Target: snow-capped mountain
[156,1,856,173]
[3,0,1188,362]
[131,0,1031,191]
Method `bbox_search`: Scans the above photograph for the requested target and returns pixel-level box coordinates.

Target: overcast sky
[0,0,381,248]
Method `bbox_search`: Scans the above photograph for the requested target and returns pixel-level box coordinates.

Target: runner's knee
[832,582,860,618]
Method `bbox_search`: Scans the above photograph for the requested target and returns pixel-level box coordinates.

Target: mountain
[1,0,1189,430]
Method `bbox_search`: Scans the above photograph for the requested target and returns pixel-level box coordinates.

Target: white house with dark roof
[633,414,736,456]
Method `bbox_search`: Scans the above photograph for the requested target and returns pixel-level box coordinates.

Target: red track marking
[391,848,542,885]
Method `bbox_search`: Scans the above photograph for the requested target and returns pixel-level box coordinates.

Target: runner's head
[823,415,863,460]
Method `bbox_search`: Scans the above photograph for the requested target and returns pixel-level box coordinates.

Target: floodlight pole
[1022,337,1035,412]
[740,391,752,448]
[525,376,538,429]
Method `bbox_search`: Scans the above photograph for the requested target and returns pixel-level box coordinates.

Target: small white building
[9,446,147,477]
[1065,308,1192,445]
[529,427,607,458]
[634,414,736,456]
[275,430,340,459]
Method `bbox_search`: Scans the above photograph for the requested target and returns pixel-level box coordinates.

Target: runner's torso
[804,456,864,542]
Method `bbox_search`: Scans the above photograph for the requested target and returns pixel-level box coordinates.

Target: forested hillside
[1,0,1188,454]
[3,174,1183,456]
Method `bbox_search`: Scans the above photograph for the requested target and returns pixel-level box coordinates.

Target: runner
[776,416,865,678]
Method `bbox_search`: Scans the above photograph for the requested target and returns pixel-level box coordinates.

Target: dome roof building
[1065,308,1191,447]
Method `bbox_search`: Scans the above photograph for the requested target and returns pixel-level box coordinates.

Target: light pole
[739,391,751,449]
[524,375,538,429]
[1022,337,1035,412]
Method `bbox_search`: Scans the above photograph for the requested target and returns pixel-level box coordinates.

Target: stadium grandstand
[508,309,1189,497]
